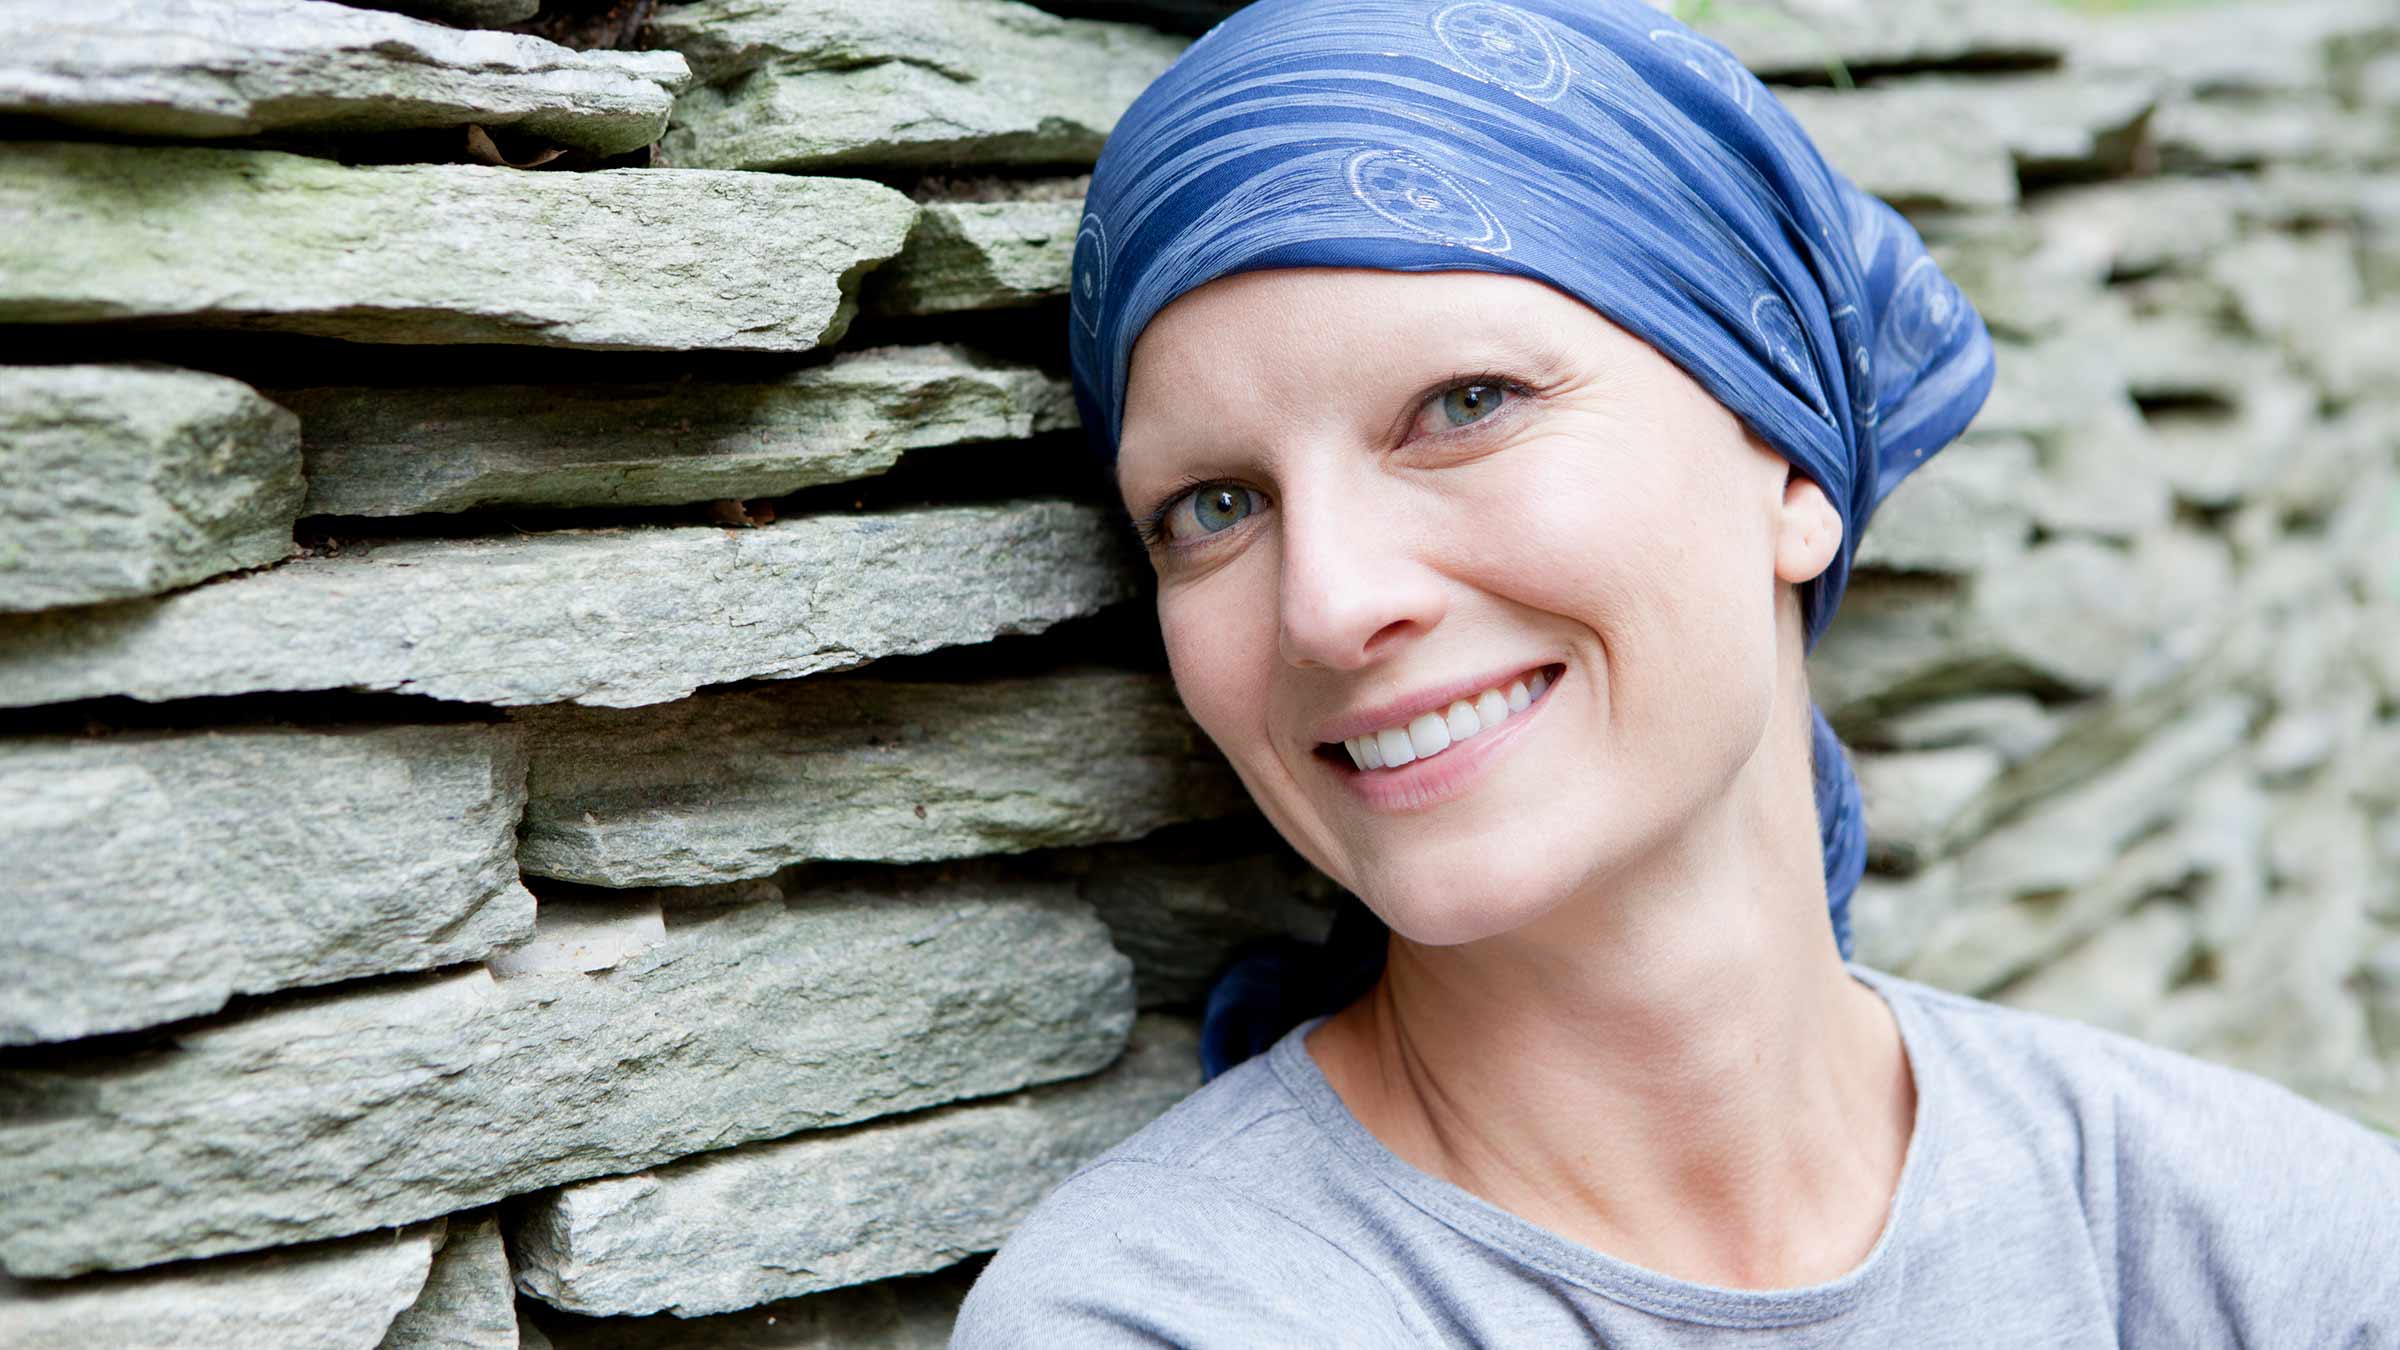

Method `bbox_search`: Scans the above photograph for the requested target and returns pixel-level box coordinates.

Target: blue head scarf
[1066,0,1996,1080]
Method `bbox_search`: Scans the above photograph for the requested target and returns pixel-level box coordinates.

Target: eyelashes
[1130,369,1536,550]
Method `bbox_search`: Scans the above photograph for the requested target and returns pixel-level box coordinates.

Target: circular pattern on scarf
[1071,212,1108,338]
[1345,148,1512,252]
[1750,292,1828,418]
[1884,255,1964,372]
[1435,2,1572,102]
[1645,29,1754,114]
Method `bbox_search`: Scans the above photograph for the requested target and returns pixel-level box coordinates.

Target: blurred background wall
[0,0,2393,1343]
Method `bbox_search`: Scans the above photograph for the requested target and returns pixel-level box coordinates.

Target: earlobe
[1774,471,1843,585]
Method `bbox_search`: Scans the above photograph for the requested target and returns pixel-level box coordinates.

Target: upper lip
[1306,658,1561,746]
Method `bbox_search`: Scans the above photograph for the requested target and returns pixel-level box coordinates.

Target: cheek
[1156,567,1281,767]
[1440,425,1782,738]
[1434,428,1710,652]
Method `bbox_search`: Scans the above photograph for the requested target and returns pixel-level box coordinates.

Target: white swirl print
[1435,2,1573,102]
[1071,212,1108,338]
[1884,255,1964,372]
[1828,301,1878,425]
[1646,29,1754,114]
[1345,147,1513,253]
[1750,292,1828,418]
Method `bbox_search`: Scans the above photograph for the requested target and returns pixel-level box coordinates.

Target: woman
[953,0,2400,1342]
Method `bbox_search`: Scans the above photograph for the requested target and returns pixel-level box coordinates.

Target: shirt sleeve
[2105,1039,2400,1347]
[949,1157,1413,1349]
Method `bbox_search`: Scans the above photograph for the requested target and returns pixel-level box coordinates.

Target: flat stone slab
[1785,71,2159,211]
[1851,433,2035,575]
[1695,0,2069,82]
[343,0,538,24]
[1046,829,1339,1008]
[2071,0,2399,98]
[278,344,1075,516]
[0,723,534,1045]
[653,0,1186,171]
[512,1014,1198,1316]
[0,501,1136,710]
[0,0,689,153]
[525,1265,973,1349]
[1,364,301,613]
[0,882,1133,1277]
[0,142,916,351]
[514,670,1252,886]
[0,1220,443,1350]
[1810,528,2236,722]
[382,1214,519,1350]
[863,195,1083,316]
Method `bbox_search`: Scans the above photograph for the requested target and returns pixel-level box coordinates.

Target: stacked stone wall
[0,0,2392,1342]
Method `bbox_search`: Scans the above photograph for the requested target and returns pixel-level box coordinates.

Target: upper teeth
[1342,668,1551,772]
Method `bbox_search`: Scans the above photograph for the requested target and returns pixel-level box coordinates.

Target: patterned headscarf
[1065,0,1996,1079]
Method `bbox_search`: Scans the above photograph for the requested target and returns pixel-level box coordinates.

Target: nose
[1275,479,1445,670]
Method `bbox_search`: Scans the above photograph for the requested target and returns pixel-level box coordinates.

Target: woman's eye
[1166,483,1259,541]
[1433,381,1508,429]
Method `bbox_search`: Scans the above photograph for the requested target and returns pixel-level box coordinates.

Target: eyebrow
[1114,323,1582,505]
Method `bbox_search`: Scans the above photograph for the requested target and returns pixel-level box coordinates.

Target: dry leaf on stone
[708,499,778,528]
[464,124,568,169]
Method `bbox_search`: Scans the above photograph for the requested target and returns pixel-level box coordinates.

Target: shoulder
[951,1054,1412,1348]
[951,1156,1405,1347]
[1867,968,2400,1337]
[1876,964,2398,1173]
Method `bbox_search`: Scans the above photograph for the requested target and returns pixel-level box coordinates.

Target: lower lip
[1327,665,1563,814]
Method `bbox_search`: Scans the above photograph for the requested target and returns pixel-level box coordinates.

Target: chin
[1347,830,1598,949]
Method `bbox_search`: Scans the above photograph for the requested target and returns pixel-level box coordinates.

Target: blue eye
[1438,382,1508,427]
[1168,483,1258,541]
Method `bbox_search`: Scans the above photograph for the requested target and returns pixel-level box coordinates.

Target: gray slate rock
[1950,694,2255,908]
[1049,830,1340,1008]
[1910,828,2197,999]
[527,1266,974,1349]
[381,1214,519,1350]
[1694,0,2069,83]
[2071,0,2399,98]
[653,0,1186,171]
[0,883,1134,1277]
[0,142,916,351]
[0,724,534,1046]
[1812,530,2235,721]
[1854,744,2005,872]
[1851,433,2035,575]
[514,670,1251,886]
[512,1015,1199,1316]
[1993,897,2200,1037]
[279,345,1076,516]
[0,502,1136,710]
[1785,71,2158,211]
[0,364,301,612]
[341,0,539,24]
[0,1221,444,1350]
[0,0,688,153]
[864,197,1082,316]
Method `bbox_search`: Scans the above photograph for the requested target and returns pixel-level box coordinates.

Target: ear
[1773,468,1844,586]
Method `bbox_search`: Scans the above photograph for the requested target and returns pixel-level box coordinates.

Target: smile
[1325,662,1562,772]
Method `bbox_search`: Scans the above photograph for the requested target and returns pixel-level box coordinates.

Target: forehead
[1115,268,1605,475]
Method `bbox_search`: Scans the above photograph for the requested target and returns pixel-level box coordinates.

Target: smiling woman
[1119,270,1844,949]
[950,0,2400,1344]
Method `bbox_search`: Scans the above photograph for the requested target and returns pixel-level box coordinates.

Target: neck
[1305,708,1915,1290]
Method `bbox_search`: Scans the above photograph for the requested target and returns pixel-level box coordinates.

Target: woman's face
[1117,268,1840,948]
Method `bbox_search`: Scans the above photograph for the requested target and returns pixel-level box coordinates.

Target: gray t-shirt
[952,963,2400,1346]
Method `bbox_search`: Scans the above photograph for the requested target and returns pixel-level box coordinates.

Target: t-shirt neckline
[1263,961,1940,1329]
